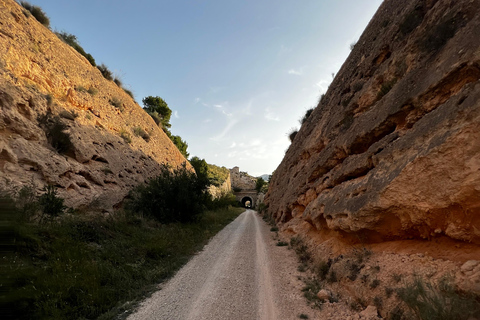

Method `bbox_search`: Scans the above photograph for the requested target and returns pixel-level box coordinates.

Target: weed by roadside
[397,276,480,320]
[302,277,323,309]
[4,188,243,320]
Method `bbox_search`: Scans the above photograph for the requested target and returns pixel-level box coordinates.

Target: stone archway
[241,196,253,208]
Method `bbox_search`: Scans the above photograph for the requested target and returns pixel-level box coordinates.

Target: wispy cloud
[194,97,200,104]
[315,79,330,94]
[209,86,224,94]
[264,107,280,121]
[278,44,291,57]
[288,68,303,75]
[174,110,179,118]
[210,118,238,142]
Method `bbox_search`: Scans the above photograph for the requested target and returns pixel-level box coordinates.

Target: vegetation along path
[127,209,312,320]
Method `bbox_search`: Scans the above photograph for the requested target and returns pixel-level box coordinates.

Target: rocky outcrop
[230,166,256,191]
[265,0,480,245]
[208,172,232,198]
[0,0,189,211]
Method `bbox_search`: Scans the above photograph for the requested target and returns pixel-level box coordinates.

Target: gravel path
[127,209,313,320]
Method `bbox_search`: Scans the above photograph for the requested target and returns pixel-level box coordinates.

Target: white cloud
[229,142,237,148]
[264,107,280,121]
[210,119,238,142]
[194,97,200,104]
[174,110,179,118]
[315,79,330,93]
[288,68,302,75]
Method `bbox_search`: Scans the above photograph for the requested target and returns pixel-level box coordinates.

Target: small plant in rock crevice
[56,31,96,66]
[37,113,74,155]
[133,126,150,142]
[288,128,299,142]
[98,64,113,80]
[110,97,124,112]
[119,129,131,144]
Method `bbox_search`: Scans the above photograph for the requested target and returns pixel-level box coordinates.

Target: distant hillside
[258,174,270,182]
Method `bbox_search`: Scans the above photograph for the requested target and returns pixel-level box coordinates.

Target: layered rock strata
[265,0,480,244]
[0,0,189,210]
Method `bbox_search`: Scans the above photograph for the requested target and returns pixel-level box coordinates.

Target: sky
[29,0,383,177]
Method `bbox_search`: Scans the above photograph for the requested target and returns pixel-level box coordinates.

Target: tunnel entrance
[241,197,253,208]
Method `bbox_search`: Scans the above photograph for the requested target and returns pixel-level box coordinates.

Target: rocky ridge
[0,0,189,211]
[265,0,480,316]
[266,0,480,246]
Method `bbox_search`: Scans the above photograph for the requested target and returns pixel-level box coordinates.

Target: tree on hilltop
[142,96,172,130]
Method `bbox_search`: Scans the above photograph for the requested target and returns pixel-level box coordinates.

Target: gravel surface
[127,209,313,320]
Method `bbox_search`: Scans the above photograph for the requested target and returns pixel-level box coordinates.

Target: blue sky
[30,0,383,176]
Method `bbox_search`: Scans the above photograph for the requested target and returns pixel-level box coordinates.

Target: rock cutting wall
[0,0,189,211]
[230,166,256,191]
[265,0,480,244]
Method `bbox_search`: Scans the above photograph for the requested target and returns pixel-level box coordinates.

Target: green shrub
[258,202,268,214]
[142,96,172,129]
[109,97,123,111]
[133,126,150,142]
[87,87,98,96]
[20,1,50,28]
[37,113,73,154]
[399,7,424,35]
[205,192,239,210]
[300,108,314,125]
[119,129,131,144]
[123,88,134,98]
[289,128,298,142]
[255,177,266,193]
[56,31,96,66]
[397,276,480,320]
[421,15,466,53]
[314,260,331,281]
[206,163,229,187]
[39,185,66,222]
[290,236,311,263]
[302,277,323,309]
[276,241,288,246]
[113,77,122,87]
[377,78,397,100]
[127,163,209,223]
[326,270,338,283]
[6,199,242,319]
[370,279,381,288]
[97,64,113,80]
[166,131,189,158]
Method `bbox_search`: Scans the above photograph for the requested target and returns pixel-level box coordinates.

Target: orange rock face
[265,0,480,245]
[0,0,190,211]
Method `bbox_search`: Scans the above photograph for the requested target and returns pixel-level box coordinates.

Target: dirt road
[127,209,313,320]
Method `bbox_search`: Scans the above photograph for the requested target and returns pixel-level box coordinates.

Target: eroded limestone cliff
[265,0,480,245]
[0,0,189,210]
